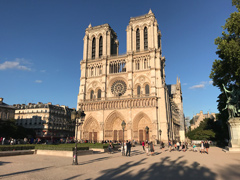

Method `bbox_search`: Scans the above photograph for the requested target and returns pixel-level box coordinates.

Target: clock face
[111,80,127,96]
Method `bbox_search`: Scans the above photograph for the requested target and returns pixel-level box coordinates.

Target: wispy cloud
[40,70,46,73]
[35,80,42,83]
[189,81,212,89]
[0,58,31,71]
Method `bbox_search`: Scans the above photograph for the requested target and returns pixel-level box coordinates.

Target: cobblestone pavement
[0,145,240,180]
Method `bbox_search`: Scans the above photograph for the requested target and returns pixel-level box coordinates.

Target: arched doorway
[83,116,100,142]
[105,111,126,142]
[133,112,152,143]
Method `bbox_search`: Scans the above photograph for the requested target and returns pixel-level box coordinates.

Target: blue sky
[0,0,236,119]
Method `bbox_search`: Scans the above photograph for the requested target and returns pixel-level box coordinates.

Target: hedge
[0,146,35,151]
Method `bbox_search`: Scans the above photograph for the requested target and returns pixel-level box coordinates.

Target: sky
[0,0,237,119]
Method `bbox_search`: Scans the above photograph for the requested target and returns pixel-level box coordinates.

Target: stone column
[226,117,240,152]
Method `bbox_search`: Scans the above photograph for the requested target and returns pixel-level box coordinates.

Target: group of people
[142,141,155,156]
[108,140,132,156]
[168,140,210,154]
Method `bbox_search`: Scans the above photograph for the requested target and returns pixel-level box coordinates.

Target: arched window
[136,60,140,70]
[90,90,94,100]
[137,86,141,97]
[144,27,148,50]
[136,28,140,51]
[97,89,101,99]
[92,37,96,59]
[158,34,161,48]
[145,84,149,96]
[99,36,103,58]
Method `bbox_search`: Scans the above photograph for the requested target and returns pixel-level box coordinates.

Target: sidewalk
[0,145,240,180]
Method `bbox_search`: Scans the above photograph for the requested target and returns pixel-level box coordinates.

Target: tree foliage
[186,118,216,140]
[209,0,240,140]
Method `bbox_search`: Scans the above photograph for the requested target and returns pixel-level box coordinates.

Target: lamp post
[159,129,162,148]
[145,126,149,141]
[71,109,86,165]
[121,120,126,156]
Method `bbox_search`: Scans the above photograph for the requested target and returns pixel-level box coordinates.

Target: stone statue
[222,84,240,118]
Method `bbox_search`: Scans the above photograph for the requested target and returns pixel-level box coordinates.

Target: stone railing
[79,97,157,111]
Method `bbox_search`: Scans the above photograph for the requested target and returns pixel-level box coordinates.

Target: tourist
[169,140,172,152]
[200,141,204,154]
[126,140,131,156]
[193,143,197,152]
[150,141,155,155]
[108,142,113,154]
[145,141,149,155]
[142,141,145,151]
[176,141,180,151]
[182,142,186,152]
[204,140,210,154]
[2,137,5,145]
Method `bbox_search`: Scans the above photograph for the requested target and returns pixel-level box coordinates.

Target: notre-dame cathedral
[77,10,185,143]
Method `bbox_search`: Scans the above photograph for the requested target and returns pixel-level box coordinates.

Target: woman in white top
[200,141,204,154]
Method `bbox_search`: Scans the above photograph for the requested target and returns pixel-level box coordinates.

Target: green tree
[209,0,240,140]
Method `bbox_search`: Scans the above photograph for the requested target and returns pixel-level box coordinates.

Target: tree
[209,0,240,140]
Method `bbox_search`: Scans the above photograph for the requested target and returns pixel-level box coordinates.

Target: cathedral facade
[77,10,185,143]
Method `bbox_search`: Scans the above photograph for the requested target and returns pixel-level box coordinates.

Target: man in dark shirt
[126,140,131,156]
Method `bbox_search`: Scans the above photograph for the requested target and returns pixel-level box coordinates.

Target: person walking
[150,141,155,156]
[145,141,149,156]
[108,142,113,154]
[126,140,131,156]
[142,141,145,151]
[204,140,210,154]
[176,141,180,151]
[168,140,172,152]
[200,141,204,154]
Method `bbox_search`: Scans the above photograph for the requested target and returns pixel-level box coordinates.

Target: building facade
[190,111,216,130]
[77,10,185,143]
[0,97,15,122]
[14,102,74,139]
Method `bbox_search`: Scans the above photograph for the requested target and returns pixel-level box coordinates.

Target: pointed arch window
[145,84,149,96]
[99,36,103,58]
[90,90,94,100]
[137,86,141,97]
[136,28,140,51]
[144,27,148,50]
[136,60,140,70]
[144,58,148,69]
[92,37,96,59]
[97,89,101,99]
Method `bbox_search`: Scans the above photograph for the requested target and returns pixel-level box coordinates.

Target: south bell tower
[77,10,184,143]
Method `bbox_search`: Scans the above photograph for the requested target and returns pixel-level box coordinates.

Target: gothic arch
[105,110,125,130]
[132,112,152,131]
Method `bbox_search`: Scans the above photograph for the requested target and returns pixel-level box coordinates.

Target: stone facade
[190,111,216,130]
[77,10,185,143]
[14,102,74,139]
[0,97,15,122]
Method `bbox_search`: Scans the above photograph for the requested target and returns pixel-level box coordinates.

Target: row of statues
[222,84,240,118]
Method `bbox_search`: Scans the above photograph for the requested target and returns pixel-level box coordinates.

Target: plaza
[0,145,240,180]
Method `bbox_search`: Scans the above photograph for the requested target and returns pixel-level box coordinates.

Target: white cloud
[0,58,31,71]
[209,80,213,85]
[182,83,188,86]
[189,83,205,89]
[40,70,46,73]
[35,80,42,83]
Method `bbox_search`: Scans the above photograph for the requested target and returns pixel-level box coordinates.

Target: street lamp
[71,109,86,165]
[121,120,126,156]
[145,126,149,141]
[159,129,162,148]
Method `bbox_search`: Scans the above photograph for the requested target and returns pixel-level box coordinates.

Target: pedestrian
[182,142,186,152]
[126,140,131,156]
[204,140,210,154]
[145,141,149,155]
[200,141,204,154]
[150,141,155,155]
[176,141,180,151]
[142,141,145,151]
[108,142,113,154]
[168,140,172,152]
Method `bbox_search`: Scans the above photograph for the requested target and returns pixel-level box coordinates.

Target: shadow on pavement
[78,157,110,165]
[218,162,240,180]
[0,166,53,178]
[96,156,216,180]
[0,161,11,166]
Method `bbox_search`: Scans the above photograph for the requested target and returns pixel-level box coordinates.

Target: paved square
[0,146,240,180]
